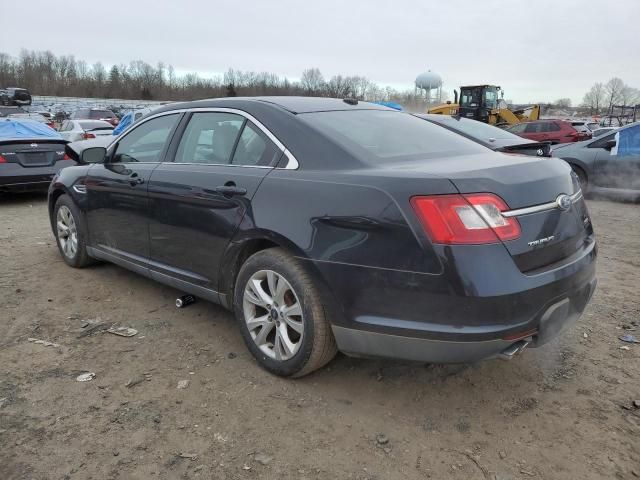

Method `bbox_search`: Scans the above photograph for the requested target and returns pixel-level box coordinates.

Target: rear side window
[174,112,244,164]
[300,110,486,162]
[545,123,561,132]
[508,123,526,134]
[112,114,180,163]
[231,122,280,166]
[524,123,540,133]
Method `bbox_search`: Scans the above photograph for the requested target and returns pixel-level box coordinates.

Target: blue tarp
[112,112,133,135]
[612,123,640,157]
[0,118,62,140]
[372,101,404,111]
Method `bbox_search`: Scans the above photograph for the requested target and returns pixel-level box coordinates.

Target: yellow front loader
[428,85,540,127]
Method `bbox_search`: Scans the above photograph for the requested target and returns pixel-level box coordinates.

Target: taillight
[411,193,521,245]
[0,155,6,163]
[83,132,96,139]
[62,153,72,160]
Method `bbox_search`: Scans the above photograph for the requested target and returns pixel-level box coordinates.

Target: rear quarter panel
[236,169,457,274]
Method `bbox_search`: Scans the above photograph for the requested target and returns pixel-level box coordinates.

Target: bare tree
[604,77,625,111]
[582,82,605,115]
[619,86,640,107]
[300,68,325,94]
[554,98,572,109]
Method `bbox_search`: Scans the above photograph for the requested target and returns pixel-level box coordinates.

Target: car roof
[153,96,391,115]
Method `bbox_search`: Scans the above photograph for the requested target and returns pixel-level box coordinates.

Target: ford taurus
[48,97,597,377]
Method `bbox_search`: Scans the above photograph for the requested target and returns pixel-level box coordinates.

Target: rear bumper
[331,276,596,363]
[0,163,67,191]
[310,236,597,363]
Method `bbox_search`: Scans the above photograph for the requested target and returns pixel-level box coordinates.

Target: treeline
[0,49,428,108]
[581,78,640,115]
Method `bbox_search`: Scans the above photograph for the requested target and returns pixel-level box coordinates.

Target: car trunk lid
[0,139,67,167]
[400,152,593,272]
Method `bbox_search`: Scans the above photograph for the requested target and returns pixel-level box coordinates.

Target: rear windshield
[300,110,487,162]
[424,115,524,142]
[89,110,115,119]
[79,120,113,130]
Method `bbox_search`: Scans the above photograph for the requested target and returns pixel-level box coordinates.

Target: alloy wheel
[56,205,78,259]
[242,270,304,361]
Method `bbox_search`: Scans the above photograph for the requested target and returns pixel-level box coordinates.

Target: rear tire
[233,248,337,377]
[53,194,94,268]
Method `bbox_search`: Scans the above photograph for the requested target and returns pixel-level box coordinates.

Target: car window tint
[89,110,115,119]
[424,116,524,142]
[508,123,526,134]
[231,122,280,166]
[175,112,244,164]
[301,110,486,162]
[548,123,561,132]
[524,123,540,133]
[113,114,180,163]
[590,133,616,148]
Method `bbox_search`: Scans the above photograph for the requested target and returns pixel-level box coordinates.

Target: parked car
[0,118,72,192]
[591,127,617,138]
[7,112,55,129]
[0,87,32,106]
[552,122,640,196]
[112,107,156,135]
[416,114,552,157]
[507,120,591,144]
[0,106,27,117]
[58,119,114,142]
[570,120,600,134]
[50,97,597,377]
[71,108,119,127]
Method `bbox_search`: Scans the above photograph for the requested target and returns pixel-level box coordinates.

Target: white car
[569,120,600,134]
[591,127,618,138]
[58,119,114,142]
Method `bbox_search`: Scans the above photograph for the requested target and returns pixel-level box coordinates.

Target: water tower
[415,70,443,104]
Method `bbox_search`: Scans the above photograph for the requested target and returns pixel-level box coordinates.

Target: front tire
[53,194,94,268]
[234,248,337,377]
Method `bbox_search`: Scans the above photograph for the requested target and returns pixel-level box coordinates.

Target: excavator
[427,85,540,127]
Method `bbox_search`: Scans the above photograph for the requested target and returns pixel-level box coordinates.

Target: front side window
[483,89,498,108]
[175,112,244,164]
[112,114,180,163]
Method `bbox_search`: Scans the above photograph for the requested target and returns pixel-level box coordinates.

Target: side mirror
[604,139,616,151]
[81,147,107,164]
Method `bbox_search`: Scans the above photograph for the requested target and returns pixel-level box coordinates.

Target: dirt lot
[1,194,638,480]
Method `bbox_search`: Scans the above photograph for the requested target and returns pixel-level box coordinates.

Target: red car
[507,120,591,144]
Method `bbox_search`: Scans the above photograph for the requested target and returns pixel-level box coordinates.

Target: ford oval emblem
[556,194,572,211]
[536,148,544,156]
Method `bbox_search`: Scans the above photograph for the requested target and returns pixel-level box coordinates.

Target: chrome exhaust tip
[499,339,530,360]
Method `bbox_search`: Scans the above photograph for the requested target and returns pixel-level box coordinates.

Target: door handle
[215,185,247,196]
[129,172,144,186]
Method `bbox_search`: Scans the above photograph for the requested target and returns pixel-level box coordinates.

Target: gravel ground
[0,193,638,480]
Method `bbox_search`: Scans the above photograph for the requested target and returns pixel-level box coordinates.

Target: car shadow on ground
[0,191,48,204]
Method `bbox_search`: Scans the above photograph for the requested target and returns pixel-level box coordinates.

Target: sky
[1,0,639,105]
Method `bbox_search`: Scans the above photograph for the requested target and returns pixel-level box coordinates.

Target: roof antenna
[343,98,358,105]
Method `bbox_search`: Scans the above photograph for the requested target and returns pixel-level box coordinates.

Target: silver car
[58,119,114,142]
[552,122,640,197]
